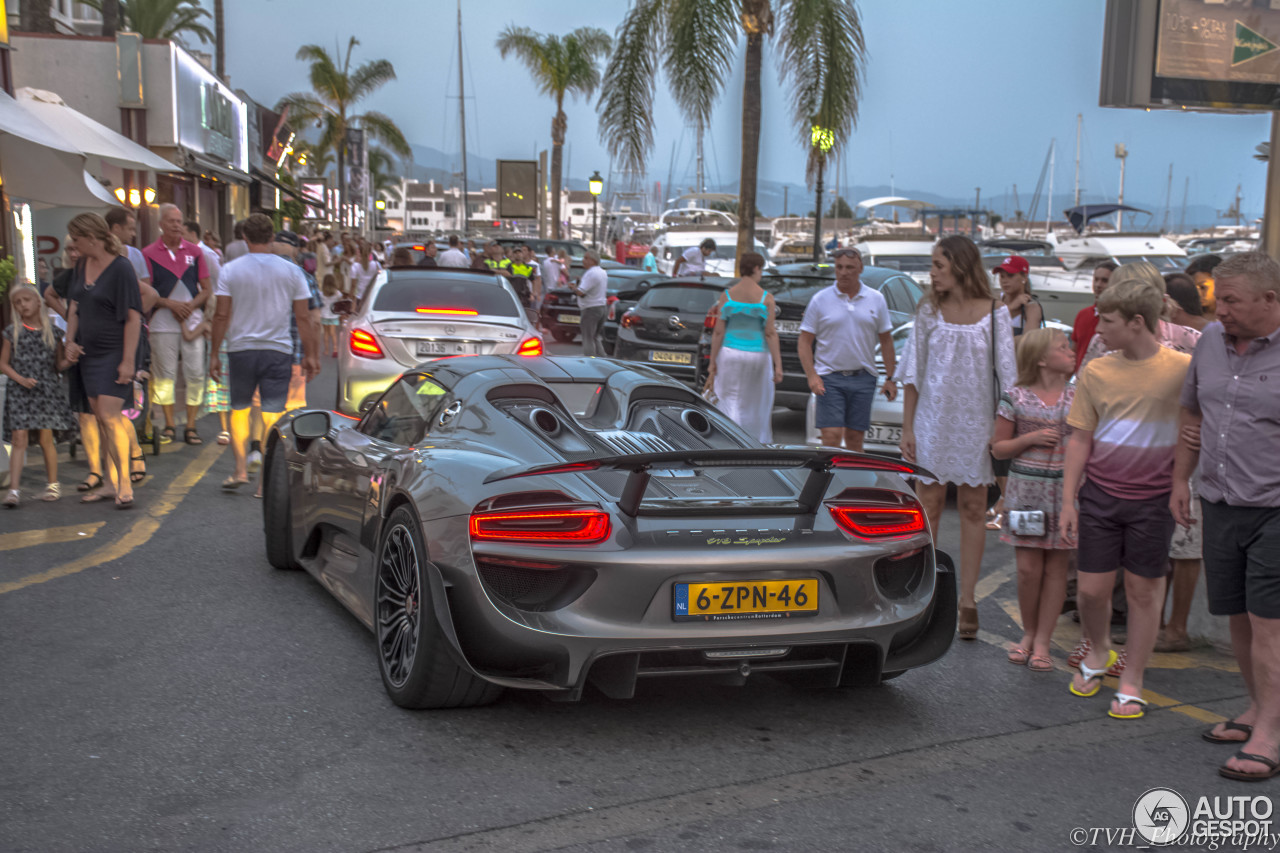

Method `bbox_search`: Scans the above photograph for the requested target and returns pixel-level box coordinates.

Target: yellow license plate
[673,579,819,621]
[559,313,581,324]
[650,350,692,365]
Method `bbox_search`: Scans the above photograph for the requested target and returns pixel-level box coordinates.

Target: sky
[228,0,1271,223]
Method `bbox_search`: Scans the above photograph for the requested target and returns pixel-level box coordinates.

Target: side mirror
[292,410,331,440]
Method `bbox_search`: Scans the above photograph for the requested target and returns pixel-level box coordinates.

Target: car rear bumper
[424,527,955,700]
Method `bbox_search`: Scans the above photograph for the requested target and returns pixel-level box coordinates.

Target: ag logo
[1132,787,1189,845]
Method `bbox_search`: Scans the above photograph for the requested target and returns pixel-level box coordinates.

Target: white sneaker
[3,489,19,508]
[247,450,263,473]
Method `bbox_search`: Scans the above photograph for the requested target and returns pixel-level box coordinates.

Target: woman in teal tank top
[703,252,783,442]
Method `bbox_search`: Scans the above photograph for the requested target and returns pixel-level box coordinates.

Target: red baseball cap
[994,255,1030,275]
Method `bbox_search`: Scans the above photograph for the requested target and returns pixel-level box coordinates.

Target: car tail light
[416,307,479,315]
[828,500,926,539]
[608,302,617,321]
[703,308,718,330]
[517,337,543,357]
[469,507,611,544]
[349,328,384,359]
[831,456,916,474]
[621,311,640,329]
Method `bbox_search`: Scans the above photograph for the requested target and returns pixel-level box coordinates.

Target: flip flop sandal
[184,428,203,445]
[216,431,231,446]
[1107,650,1127,678]
[1028,655,1055,673]
[221,477,249,491]
[80,491,113,504]
[115,496,135,510]
[77,472,103,492]
[130,455,147,484]
[1204,721,1254,744]
[1108,692,1148,720]
[1220,752,1280,782]
[1069,648,1118,698]
[1007,646,1031,665]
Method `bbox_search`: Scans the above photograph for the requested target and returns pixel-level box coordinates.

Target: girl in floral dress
[2,283,76,506]
[990,328,1077,671]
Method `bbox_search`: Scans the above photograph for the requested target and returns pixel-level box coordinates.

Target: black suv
[692,264,924,409]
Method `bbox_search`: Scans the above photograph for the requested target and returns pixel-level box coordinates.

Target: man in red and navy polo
[143,203,211,444]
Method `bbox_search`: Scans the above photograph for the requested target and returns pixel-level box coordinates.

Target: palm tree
[279,37,411,228]
[496,25,613,240]
[18,0,56,32]
[598,0,866,265]
[81,0,214,44]
[291,140,334,182]
[101,0,120,37]
[214,0,225,79]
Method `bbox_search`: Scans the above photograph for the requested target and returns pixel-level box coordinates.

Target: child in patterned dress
[990,327,1077,671]
[2,283,76,506]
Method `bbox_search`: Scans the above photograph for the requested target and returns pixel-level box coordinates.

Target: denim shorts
[814,370,877,431]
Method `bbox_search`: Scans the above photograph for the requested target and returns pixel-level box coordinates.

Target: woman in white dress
[899,235,1017,640]
[703,252,782,442]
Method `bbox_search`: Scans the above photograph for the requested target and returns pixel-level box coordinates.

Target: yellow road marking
[0,442,224,595]
[0,522,105,552]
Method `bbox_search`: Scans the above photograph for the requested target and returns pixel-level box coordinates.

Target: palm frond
[776,0,867,184]
[349,59,398,102]
[596,0,664,174]
[496,27,556,96]
[276,93,328,122]
[561,26,613,100]
[662,0,738,128]
[354,111,411,159]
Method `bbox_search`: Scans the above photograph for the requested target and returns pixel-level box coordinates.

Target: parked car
[261,355,957,708]
[336,268,542,415]
[602,270,672,354]
[612,279,730,381]
[693,265,925,410]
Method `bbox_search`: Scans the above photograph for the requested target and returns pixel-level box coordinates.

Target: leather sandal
[130,455,146,483]
[78,472,103,492]
[958,605,979,639]
[184,428,203,445]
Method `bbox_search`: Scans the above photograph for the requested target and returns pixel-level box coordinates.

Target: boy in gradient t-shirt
[1060,272,1190,723]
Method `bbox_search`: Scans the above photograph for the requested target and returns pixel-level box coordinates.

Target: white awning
[0,89,116,208]
[856,196,936,212]
[17,87,179,174]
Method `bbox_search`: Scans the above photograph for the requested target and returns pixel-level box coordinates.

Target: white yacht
[852,234,936,286]
[651,198,769,275]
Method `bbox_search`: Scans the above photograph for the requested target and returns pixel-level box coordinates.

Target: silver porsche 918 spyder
[262,355,956,709]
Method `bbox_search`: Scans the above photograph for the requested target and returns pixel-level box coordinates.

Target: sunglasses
[830,249,862,259]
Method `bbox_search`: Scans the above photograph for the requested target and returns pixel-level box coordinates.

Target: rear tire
[552,329,576,343]
[375,507,502,709]
[263,443,300,571]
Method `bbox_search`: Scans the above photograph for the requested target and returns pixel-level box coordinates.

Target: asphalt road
[0,342,1260,853]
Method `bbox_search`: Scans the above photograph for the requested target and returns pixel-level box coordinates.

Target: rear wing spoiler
[483,448,934,517]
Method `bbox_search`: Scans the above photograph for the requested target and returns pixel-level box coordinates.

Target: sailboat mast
[1162,164,1173,233]
[1179,176,1189,233]
[1073,113,1081,207]
[1045,139,1056,237]
[457,0,469,234]
[695,117,705,193]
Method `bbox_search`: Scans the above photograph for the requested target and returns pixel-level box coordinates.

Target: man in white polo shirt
[574,252,609,357]
[798,247,897,452]
[673,238,716,277]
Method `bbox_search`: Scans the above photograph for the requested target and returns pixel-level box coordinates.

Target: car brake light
[621,311,640,329]
[703,308,719,330]
[416,307,479,315]
[608,303,616,321]
[517,337,543,357]
[349,328,384,359]
[831,456,916,474]
[469,507,611,544]
[828,503,926,539]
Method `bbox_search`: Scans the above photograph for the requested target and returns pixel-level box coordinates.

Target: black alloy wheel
[373,506,502,709]
[376,520,421,690]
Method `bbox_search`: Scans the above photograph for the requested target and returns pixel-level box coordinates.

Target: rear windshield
[869,254,932,272]
[373,277,520,317]
[639,284,723,314]
[761,276,831,303]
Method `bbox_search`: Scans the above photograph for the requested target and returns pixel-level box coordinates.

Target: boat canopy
[856,196,936,212]
[1064,204,1149,234]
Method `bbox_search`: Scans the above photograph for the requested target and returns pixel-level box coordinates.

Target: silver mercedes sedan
[336,268,543,414]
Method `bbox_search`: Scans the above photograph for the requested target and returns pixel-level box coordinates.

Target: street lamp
[589,170,603,249]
